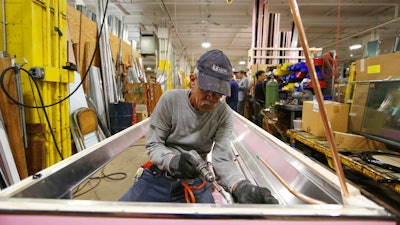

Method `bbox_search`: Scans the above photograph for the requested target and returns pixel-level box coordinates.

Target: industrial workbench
[286,129,400,195]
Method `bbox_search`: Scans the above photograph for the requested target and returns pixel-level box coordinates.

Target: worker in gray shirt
[119,49,278,204]
[236,70,250,116]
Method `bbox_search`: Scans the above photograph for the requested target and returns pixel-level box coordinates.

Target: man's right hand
[170,152,200,179]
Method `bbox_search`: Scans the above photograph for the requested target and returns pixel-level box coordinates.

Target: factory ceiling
[75,0,400,73]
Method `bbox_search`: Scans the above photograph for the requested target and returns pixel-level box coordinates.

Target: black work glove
[233,180,279,204]
[169,152,200,179]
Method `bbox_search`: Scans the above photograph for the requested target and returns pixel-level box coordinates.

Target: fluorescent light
[239,61,246,65]
[349,44,362,50]
[201,42,211,48]
[146,67,152,71]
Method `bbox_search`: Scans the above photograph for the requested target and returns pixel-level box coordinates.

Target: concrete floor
[73,137,149,201]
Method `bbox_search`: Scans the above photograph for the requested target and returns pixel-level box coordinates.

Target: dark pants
[227,101,238,111]
[119,168,215,203]
[237,100,245,116]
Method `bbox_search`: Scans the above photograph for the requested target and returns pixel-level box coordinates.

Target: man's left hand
[233,180,279,204]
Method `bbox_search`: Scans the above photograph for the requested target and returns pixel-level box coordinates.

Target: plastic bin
[293,119,302,131]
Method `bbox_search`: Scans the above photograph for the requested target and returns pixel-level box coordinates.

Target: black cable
[0,0,111,160]
[0,0,110,109]
[73,176,102,198]
[130,144,146,147]
[27,72,44,123]
[72,168,127,198]
[26,72,72,147]
[0,67,64,159]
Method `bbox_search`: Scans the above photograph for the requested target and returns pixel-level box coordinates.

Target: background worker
[119,49,278,204]
[254,70,267,106]
[226,73,239,111]
[236,70,250,116]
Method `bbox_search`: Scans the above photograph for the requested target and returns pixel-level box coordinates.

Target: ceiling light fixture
[239,61,245,65]
[201,41,211,48]
[349,44,362,50]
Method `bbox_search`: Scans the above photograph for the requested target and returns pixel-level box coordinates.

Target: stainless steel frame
[0,114,395,224]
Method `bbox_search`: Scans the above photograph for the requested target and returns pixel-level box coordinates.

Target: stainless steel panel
[0,119,149,198]
[231,113,341,204]
[0,114,395,223]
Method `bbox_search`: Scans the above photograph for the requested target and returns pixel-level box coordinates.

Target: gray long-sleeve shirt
[146,89,245,192]
[238,76,249,101]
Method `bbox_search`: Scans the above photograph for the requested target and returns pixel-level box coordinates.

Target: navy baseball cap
[196,49,232,96]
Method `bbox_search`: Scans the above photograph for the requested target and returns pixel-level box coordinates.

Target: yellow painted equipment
[1,0,72,169]
[274,63,293,76]
[158,59,172,90]
[344,62,356,104]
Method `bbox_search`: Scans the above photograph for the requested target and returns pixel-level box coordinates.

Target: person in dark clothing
[254,70,266,107]
[236,70,249,116]
[226,73,239,111]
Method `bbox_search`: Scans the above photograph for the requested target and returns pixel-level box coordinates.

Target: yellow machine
[1,0,72,169]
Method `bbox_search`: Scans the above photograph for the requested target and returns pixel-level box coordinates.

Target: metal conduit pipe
[289,0,350,199]
[322,15,400,49]
[158,0,189,62]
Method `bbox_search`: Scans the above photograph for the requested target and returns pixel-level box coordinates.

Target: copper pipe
[288,0,349,198]
[257,155,327,204]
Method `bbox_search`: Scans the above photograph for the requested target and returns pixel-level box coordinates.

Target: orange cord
[141,161,208,203]
[181,180,207,203]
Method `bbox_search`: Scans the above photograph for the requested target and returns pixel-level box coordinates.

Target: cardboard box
[135,104,148,122]
[334,131,369,149]
[333,131,387,150]
[348,105,365,132]
[301,101,350,137]
[348,83,370,131]
[136,111,148,122]
[356,51,400,81]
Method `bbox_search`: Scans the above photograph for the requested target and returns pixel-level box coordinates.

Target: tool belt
[141,161,182,180]
[140,161,208,203]
[148,164,181,180]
